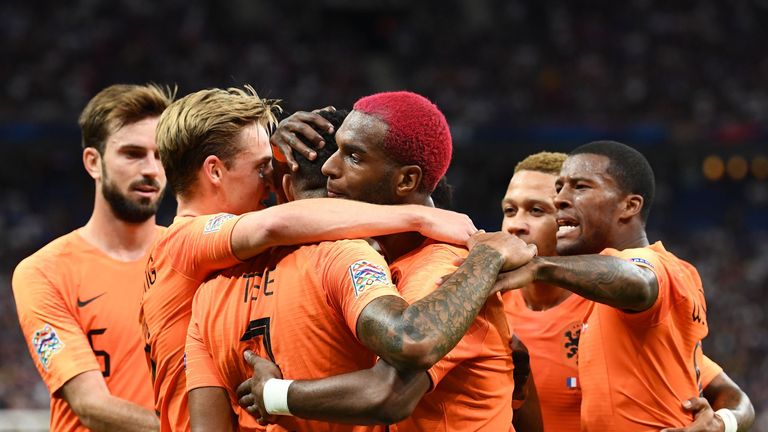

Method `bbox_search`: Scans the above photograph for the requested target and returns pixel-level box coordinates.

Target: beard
[102,169,164,224]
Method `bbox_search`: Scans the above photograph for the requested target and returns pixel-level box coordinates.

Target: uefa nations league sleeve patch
[203,213,236,234]
[32,324,64,371]
[348,260,390,297]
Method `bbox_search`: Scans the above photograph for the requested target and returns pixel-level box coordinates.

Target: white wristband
[263,378,294,416]
[714,408,738,432]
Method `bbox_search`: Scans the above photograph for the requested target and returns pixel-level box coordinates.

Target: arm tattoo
[535,255,658,311]
[358,244,503,371]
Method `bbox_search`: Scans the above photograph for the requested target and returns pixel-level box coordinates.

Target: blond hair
[156,86,281,198]
[514,151,568,175]
[79,83,176,154]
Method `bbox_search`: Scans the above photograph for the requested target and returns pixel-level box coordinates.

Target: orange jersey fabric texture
[186,239,401,432]
[504,290,593,432]
[13,229,159,432]
[505,289,723,432]
[579,241,709,431]
[390,241,515,432]
[141,214,244,431]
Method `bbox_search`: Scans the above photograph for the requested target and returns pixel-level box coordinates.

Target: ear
[618,194,644,223]
[82,147,102,180]
[282,173,295,202]
[202,155,226,188]
[394,165,423,197]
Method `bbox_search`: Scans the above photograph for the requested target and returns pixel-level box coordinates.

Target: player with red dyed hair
[235,91,525,431]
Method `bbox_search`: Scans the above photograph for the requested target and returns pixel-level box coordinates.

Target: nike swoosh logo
[77,293,105,307]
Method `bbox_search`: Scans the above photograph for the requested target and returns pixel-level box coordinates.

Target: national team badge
[348,260,389,297]
[204,213,236,234]
[32,324,64,371]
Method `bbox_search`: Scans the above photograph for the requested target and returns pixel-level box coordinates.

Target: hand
[490,261,538,294]
[236,350,283,426]
[660,398,724,432]
[270,109,335,172]
[417,207,477,245]
[468,231,537,271]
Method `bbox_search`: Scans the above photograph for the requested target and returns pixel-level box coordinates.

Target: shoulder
[14,231,81,277]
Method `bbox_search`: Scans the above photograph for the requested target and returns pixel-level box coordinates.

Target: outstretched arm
[494,255,658,312]
[357,232,536,371]
[231,200,477,260]
[236,352,428,425]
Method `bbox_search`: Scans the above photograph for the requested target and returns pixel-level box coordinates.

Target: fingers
[682,397,707,413]
[243,350,257,366]
[235,377,253,399]
[238,393,255,408]
[311,105,337,114]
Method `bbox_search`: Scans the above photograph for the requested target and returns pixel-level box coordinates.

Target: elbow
[69,395,101,429]
[388,340,441,372]
[364,384,419,424]
[624,271,659,312]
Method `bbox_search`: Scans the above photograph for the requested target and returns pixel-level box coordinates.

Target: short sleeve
[322,241,402,338]
[12,258,100,394]
[700,354,723,389]
[395,244,466,303]
[185,295,225,392]
[600,246,669,325]
[168,214,245,281]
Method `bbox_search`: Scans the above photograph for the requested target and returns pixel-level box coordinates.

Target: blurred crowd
[1,0,767,429]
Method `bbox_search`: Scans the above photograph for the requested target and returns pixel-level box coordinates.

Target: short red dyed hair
[353,91,452,192]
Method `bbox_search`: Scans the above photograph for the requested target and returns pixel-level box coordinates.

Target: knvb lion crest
[562,321,582,362]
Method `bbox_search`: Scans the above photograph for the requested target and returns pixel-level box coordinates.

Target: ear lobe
[395,165,423,196]
[203,155,224,187]
[619,194,644,222]
[82,148,102,180]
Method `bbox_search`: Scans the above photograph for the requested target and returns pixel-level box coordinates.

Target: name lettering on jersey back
[243,266,276,303]
[144,254,156,293]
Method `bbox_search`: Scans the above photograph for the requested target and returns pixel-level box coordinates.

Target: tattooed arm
[357,232,536,372]
[495,255,658,312]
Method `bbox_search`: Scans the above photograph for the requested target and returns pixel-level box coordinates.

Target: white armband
[263,378,294,416]
[714,408,737,432]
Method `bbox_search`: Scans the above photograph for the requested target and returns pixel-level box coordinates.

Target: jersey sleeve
[599,246,670,325]
[12,257,100,394]
[322,240,402,339]
[700,354,724,389]
[185,293,225,391]
[168,214,245,281]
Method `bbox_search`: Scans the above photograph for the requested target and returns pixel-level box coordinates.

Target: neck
[611,225,650,251]
[79,197,158,261]
[176,194,220,218]
[520,282,572,311]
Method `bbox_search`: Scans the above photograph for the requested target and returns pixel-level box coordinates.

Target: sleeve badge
[32,324,64,371]
[348,260,390,297]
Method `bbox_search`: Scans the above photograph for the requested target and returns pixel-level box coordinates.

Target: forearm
[512,374,543,432]
[532,255,657,311]
[286,360,429,424]
[359,244,504,371]
[231,199,424,259]
[75,395,158,432]
[704,374,755,431]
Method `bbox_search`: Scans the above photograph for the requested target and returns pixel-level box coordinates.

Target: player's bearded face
[101,160,164,223]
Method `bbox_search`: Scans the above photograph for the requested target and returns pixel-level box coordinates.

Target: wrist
[262,378,294,416]
[714,408,737,432]
[529,256,548,282]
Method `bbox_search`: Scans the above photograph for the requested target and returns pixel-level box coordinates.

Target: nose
[503,215,529,237]
[554,186,572,210]
[321,151,340,179]
[142,152,163,178]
